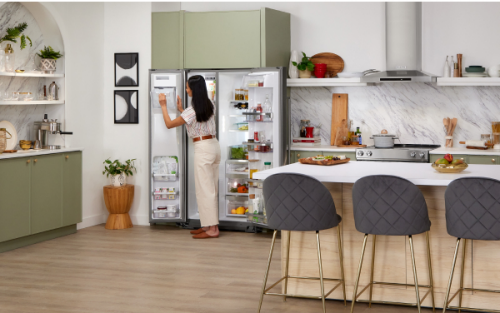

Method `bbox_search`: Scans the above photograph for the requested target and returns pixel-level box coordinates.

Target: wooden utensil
[457,54,463,77]
[310,52,344,78]
[449,118,458,146]
[459,141,494,147]
[3,150,17,153]
[335,119,349,146]
[330,94,348,146]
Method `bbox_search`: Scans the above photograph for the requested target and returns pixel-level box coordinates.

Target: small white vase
[443,56,450,77]
[289,50,300,79]
[110,173,127,187]
[40,58,56,74]
[488,65,500,77]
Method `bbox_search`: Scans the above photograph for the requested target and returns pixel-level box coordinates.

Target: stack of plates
[464,66,488,77]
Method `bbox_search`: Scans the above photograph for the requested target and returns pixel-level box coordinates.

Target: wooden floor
[0,225,433,313]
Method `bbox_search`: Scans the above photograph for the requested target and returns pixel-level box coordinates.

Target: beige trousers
[193,138,221,227]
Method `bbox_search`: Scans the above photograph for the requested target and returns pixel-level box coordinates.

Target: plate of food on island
[299,154,350,166]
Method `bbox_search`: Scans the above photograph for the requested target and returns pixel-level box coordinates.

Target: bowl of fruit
[432,154,468,173]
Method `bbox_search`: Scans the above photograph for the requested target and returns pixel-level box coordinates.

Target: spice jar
[481,134,491,144]
[258,80,264,87]
[299,120,310,137]
[0,128,12,154]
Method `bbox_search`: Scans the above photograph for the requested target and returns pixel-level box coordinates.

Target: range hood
[362,3,437,83]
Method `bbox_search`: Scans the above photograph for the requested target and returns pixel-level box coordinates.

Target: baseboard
[0,225,77,253]
[131,214,150,226]
[77,214,106,229]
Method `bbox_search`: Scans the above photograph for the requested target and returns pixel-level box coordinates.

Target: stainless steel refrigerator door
[149,69,187,223]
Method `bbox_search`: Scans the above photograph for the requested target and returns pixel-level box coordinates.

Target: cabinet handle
[297,153,301,157]
[493,159,496,163]
[34,159,37,163]
[26,159,31,164]
[65,155,69,159]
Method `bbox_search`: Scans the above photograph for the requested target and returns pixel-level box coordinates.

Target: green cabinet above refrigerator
[152,8,290,70]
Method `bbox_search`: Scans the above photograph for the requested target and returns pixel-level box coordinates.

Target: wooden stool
[103,185,134,230]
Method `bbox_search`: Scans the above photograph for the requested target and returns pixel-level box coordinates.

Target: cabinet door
[31,154,63,234]
[469,155,498,165]
[152,12,183,69]
[343,152,357,161]
[0,158,31,242]
[62,152,82,226]
[184,11,261,69]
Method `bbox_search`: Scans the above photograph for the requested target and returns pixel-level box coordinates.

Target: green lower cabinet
[30,154,63,235]
[468,155,498,165]
[0,157,31,242]
[62,152,82,226]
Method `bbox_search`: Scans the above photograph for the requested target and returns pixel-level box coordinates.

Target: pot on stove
[371,133,399,148]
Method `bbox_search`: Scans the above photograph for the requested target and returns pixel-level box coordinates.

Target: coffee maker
[33,114,73,150]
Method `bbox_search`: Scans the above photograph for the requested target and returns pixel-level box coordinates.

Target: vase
[110,173,127,187]
[40,58,56,74]
[4,44,15,72]
[289,50,300,79]
[299,69,312,78]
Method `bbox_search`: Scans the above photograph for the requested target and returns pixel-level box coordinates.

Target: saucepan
[371,134,399,148]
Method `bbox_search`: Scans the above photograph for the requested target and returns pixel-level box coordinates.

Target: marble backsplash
[291,83,500,147]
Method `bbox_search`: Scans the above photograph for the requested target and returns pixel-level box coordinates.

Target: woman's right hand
[159,93,167,107]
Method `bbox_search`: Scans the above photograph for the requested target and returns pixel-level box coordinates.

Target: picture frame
[115,52,139,87]
[114,90,139,124]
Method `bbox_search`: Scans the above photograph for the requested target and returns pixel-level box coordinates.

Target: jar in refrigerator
[244,89,248,101]
[264,162,271,171]
[249,161,260,179]
[299,120,310,137]
[254,131,259,142]
[258,80,264,87]
[246,108,255,122]
[255,103,263,122]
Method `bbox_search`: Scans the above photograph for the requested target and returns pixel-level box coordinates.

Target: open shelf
[0,72,64,78]
[0,100,64,105]
[287,78,368,87]
[437,77,500,86]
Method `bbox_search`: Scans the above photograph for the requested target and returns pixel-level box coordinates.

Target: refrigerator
[149,68,288,229]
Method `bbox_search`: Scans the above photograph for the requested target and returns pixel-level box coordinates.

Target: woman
[159,75,221,239]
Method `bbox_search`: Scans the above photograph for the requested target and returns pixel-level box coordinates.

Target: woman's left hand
[159,93,167,107]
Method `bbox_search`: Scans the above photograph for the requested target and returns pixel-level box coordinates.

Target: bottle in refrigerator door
[264,162,271,171]
[255,103,263,122]
[263,95,272,122]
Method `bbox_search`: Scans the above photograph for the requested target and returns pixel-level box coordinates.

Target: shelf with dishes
[0,72,64,78]
[437,77,500,86]
[0,100,65,105]
[287,78,368,87]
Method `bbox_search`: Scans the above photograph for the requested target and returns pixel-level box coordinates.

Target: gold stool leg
[351,234,369,313]
[283,230,291,302]
[316,231,326,313]
[458,239,467,313]
[426,232,436,312]
[258,229,278,313]
[409,235,422,313]
[337,226,347,306]
[442,238,461,313]
[368,235,377,308]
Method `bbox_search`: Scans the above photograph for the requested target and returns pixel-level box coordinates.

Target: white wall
[103,2,152,226]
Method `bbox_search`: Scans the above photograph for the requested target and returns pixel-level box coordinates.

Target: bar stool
[351,175,435,313]
[443,177,500,313]
[257,173,346,313]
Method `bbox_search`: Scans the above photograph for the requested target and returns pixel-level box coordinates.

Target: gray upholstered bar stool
[443,177,500,313]
[258,173,346,313]
[351,175,435,313]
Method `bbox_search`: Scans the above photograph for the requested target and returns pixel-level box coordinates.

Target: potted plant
[103,158,137,187]
[292,52,315,78]
[36,46,63,74]
[0,22,32,72]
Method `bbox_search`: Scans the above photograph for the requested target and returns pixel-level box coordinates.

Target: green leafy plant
[102,158,137,177]
[0,22,32,50]
[36,46,63,60]
[292,52,315,72]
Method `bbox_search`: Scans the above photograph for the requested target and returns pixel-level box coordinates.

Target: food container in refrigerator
[153,210,168,219]
[226,196,248,217]
[235,122,248,131]
[229,145,247,160]
[165,204,179,218]
[227,176,248,194]
[226,163,248,174]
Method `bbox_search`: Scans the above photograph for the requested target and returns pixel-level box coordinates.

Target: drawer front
[469,155,498,165]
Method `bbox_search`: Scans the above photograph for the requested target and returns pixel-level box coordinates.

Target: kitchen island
[254,161,500,311]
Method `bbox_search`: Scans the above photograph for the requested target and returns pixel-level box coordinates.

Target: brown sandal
[192,232,219,239]
[190,228,205,235]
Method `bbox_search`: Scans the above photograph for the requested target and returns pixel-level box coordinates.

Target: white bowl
[336,72,364,78]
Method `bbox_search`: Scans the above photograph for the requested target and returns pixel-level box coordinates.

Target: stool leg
[283,230,291,302]
[458,239,467,313]
[351,234,369,313]
[426,231,436,312]
[258,229,278,313]
[442,238,461,313]
[368,235,377,308]
[409,235,421,313]
[337,226,347,306]
[316,231,326,313]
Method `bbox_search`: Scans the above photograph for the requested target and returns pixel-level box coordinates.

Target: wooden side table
[103,184,134,230]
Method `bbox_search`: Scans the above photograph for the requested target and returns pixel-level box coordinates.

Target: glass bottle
[263,162,271,171]
[0,50,5,72]
[299,120,310,137]
[4,44,15,72]
[244,89,248,101]
[255,103,263,122]
[263,94,272,122]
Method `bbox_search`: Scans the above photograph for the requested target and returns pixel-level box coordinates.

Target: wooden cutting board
[299,158,350,166]
[330,94,348,146]
[310,52,344,78]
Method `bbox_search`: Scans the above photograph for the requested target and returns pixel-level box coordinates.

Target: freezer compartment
[226,196,248,218]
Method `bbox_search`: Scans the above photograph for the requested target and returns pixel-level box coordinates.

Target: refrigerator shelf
[249,150,273,154]
[246,213,267,225]
[242,112,273,117]
[229,129,248,132]
[226,213,247,218]
[229,100,249,104]
[243,141,272,146]
[226,172,248,177]
[226,192,249,196]
[226,159,249,164]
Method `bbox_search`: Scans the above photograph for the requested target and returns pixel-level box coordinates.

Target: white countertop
[430,146,500,156]
[0,147,84,159]
[253,161,500,186]
[290,144,360,152]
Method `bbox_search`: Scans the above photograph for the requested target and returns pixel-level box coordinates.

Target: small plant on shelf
[36,46,63,59]
[0,22,32,50]
[292,52,315,78]
[103,158,137,187]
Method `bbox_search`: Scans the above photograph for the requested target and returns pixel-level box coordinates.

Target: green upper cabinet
[152,11,184,69]
[62,152,82,227]
[152,8,290,70]
[31,154,63,235]
[0,157,31,242]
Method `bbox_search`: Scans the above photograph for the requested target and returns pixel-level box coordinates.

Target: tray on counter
[299,157,350,166]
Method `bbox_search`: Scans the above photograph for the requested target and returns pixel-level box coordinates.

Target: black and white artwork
[115,53,139,86]
[114,90,138,124]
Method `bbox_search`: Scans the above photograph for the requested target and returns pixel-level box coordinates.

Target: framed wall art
[115,52,139,87]
[114,90,139,124]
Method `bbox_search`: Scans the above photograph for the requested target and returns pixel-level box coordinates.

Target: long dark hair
[188,75,214,122]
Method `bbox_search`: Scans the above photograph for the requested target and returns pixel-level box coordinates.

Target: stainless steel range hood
[362,3,437,83]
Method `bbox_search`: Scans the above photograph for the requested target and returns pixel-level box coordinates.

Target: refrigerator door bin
[226,195,248,217]
[227,176,248,194]
[153,174,177,182]
[247,213,267,226]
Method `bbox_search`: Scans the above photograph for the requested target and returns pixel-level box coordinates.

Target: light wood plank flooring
[0,225,433,313]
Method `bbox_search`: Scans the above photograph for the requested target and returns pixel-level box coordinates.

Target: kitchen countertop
[430,146,500,156]
[253,161,500,186]
[290,144,361,152]
[0,147,84,160]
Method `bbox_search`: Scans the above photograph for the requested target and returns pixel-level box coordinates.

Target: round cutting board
[310,52,344,78]
[0,120,18,150]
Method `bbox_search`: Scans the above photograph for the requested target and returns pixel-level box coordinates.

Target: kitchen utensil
[459,140,494,149]
[0,120,17,150]
[305,126,314,138]
[310,52,345,78]
[337,72,364,78]
[19,140,32,150]
[3,150,17,153]
[448,118,457,147]
[32,114,73,149]
[465,66,485,73]
[334,119,349,147]
[0,127,12,154]
[457,54,463,77]
[330,94,348,146]
[34,139,41,150]
[370,134,399,148]
[432,162,468,173]
[299,157,350,166]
